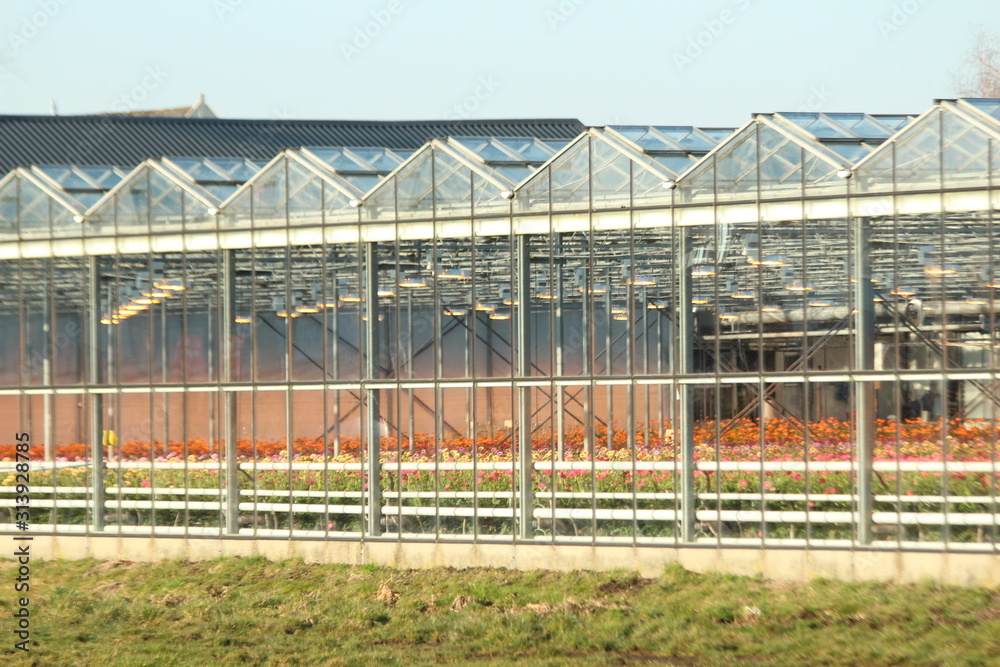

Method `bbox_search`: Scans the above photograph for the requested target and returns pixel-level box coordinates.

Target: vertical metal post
[553,234,564,460]
[88,257,105,531]
[516,233,533,539]
[678,229,696,542]
[365,242,382,536]
[223,250,240,534]
[42,263,53,460]
[853,212,875,545]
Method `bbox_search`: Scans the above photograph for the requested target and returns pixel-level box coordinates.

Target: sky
[0,0,995,128]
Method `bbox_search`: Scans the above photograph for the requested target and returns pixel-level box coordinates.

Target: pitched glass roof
[161,157,265,202]
[605,125,733,177]
[299,146,411,193]
[960,98,1000,121]
[448,136,568,184]
[31,164,130,209]
[772,112,917,165]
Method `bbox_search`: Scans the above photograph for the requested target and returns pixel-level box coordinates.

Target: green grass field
[1,556,999,666]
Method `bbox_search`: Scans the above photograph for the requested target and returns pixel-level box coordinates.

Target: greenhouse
[2,98,1000,552]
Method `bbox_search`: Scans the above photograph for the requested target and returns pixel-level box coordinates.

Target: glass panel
[362,171,395,222]
[249,160,288,228]
[549,139,590,211]
[433,149,471,218]
[713,125,758,199]
[286,160,324,226]
[15,177,54,239]
[758,124,803,195]
[632,161,673,206]
[148,169,185,232]
[891,110,943,192]
[0,177,17,240]
[677,156,715,204]
[825,143,872,164]
[324,182,356,223]
[472,172,508,216]
[514,165,549,213]
[394,150,434,220]
[114,171,150,234]
[590,137,631,209]
[942,109,991,188]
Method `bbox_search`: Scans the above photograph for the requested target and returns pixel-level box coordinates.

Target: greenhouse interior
[2,98,1000,550]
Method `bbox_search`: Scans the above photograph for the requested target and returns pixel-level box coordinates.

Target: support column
[678,229,696,543]
[364,243,382,537]
[516,234,533,539]
[554,234,564,460]
[88,258,105,531]
[223,250,240,535]
[853,214,875,545]
[42,263,53,460]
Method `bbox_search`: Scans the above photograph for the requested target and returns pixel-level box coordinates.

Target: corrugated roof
[0,114,585,173]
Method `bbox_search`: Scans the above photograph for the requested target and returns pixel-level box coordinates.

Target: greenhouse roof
[0,113,585,174]
[770,111,917,164]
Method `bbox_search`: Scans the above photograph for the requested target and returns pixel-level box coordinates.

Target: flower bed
[3,418,998,541]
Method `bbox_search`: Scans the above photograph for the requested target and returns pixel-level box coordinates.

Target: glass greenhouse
[2,98,999,551]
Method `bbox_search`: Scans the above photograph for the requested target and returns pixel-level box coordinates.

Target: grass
[1,557,999,666]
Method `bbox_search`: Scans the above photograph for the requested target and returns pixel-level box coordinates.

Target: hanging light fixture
[436,267,470,280]
[153,278,185,291]
[475,301,497,312]
[489,309,511,320]
[747,252,785,267]
[234,315,253,324]
[626,274,657,286]
[924,263,958,276]
[889,286,917,298]
[339,288,363,303]
[398,273,428,288]
[691,265,716,277]
[377,286,396,298]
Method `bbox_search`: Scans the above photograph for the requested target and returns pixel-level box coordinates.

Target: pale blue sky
[0,0,994,127]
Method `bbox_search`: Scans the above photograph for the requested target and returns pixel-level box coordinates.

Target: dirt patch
[450,595,476,611]
[85,560,133,577]
[515,597,629,616]
[597,575,651,595]
[95,581,125,597]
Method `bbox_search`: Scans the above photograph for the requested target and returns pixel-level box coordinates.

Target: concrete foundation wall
[25,535,1000,587]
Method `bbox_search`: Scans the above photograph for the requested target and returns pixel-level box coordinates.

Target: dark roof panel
[0,114,585,173]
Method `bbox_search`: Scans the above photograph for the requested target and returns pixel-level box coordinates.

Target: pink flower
[140,480,151,487]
